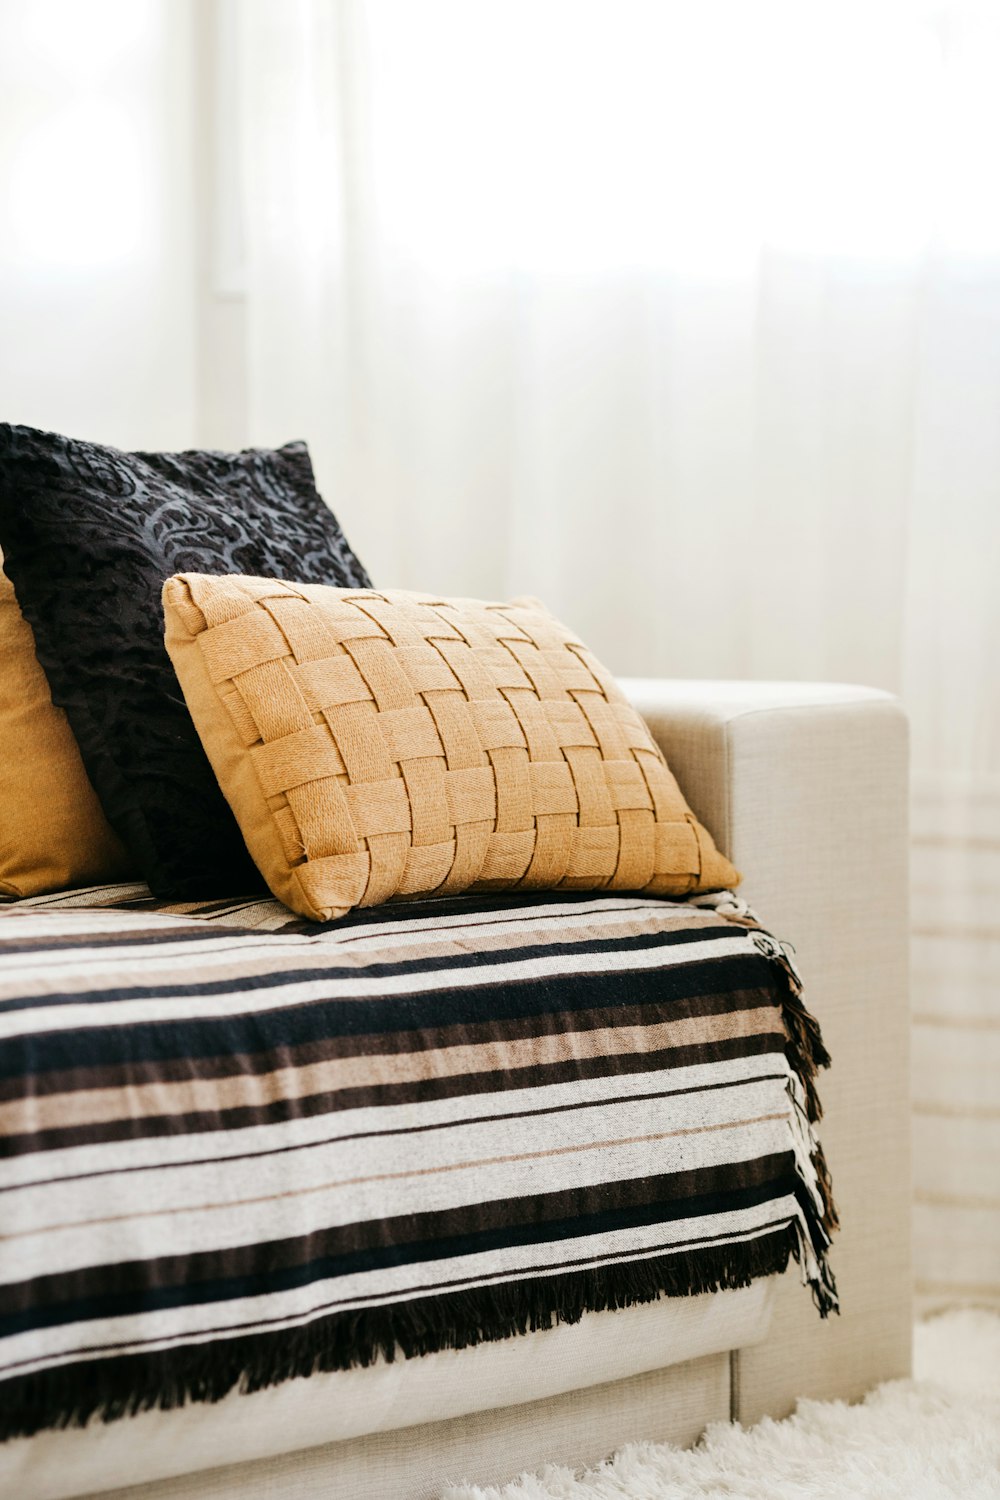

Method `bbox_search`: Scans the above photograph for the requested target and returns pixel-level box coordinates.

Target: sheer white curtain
[0,0,197,448]
[237,0,1000,1308]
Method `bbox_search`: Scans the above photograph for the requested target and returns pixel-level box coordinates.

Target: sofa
[0,677,911,1500]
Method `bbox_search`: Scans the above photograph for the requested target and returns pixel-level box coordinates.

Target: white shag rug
[442,1311,1000,1500]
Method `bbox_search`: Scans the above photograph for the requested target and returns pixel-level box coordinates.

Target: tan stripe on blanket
[1,1006,782,1135]
[0,909,728,992]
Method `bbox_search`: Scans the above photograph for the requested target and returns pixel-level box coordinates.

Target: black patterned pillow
[0,424,371,897]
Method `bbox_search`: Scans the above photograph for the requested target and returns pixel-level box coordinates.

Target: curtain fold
[237,0,1000,1309]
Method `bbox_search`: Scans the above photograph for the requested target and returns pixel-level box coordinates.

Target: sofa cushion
[0,1290,774,1500]
[0,884,836,1443]
[0,425,371,898]
[0,567,133,897]
[162,574,740,921]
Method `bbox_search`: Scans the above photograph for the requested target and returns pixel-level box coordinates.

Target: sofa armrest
[622,678,912,1418]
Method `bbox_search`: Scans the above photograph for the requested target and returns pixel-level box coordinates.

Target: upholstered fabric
[0,425,371,898]
[0,679,912,1500]
[0,1289,771,1500]
[0,568,132,898]
[162,575,739,921]
[625,678,911,1420]
[3,1354,732,1500]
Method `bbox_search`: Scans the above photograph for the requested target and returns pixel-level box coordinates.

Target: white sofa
[1,680,912,1500]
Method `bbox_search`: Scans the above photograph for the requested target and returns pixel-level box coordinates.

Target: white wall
[0,0,199,451]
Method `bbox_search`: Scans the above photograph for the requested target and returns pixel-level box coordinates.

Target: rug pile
[443,1310,1000,1499]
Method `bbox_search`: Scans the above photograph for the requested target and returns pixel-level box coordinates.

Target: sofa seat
[0,679,912,1500]
[0,1283,774,1500]
[0,880,828,1478]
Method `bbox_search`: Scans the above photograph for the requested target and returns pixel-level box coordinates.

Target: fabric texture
[0,884,836,1442]
[442,1311,1000,1500]
[0,424,371,899]
[2,1354,733,1500]
[0,568,133,898]
[0,1292,771,1500]
[162,575,740,922]
[625,679,912,1423]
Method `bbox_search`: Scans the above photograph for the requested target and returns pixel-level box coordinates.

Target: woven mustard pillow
[0,569,133,897]
[163,574,740,922]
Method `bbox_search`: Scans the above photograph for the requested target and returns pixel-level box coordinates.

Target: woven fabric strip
[164,576,738,920]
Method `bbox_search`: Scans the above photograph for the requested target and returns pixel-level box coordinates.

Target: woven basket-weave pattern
[169,576,725,918]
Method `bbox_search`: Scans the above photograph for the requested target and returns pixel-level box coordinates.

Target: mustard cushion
[163,574,740,922]
[0,569,133,898]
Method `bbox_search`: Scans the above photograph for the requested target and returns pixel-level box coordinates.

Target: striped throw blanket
[0,885,837,1441]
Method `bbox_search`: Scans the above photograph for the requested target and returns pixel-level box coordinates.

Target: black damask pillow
[0,424,372,898]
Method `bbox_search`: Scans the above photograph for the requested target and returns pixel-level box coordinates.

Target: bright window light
[7,100,146,266]
[0,0,158,270]
[357,0,990,273]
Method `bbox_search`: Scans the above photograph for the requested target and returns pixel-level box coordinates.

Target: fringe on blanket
[0,1227,803,1440]
[693,892,840,1317]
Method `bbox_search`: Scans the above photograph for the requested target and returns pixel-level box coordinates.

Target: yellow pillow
[0,569,133,897]
[163,574,740,922]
